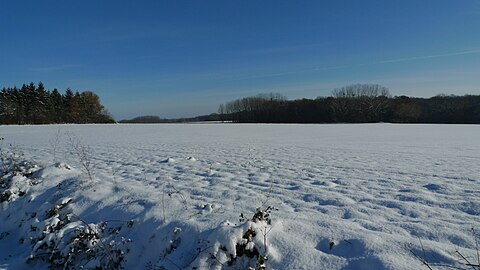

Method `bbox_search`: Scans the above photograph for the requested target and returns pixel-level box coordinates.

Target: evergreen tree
[0,83,114,124]
[49,89,64,123]
[34,82,49,123]
[63,88,74,123]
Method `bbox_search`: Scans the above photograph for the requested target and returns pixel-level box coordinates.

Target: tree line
[0,82,115,124]
[217,84,480,124]
[119,114,214,123]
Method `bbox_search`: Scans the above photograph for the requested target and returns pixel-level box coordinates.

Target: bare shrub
[66,132,95,184]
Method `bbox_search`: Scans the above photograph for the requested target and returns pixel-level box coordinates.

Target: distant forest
[119,115,214,124]
[0,83,114,124]
[216,84,480,124]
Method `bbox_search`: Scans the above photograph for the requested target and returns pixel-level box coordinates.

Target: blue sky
[1,0,479,120]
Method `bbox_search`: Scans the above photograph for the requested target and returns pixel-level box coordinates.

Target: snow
[1,123,479,269]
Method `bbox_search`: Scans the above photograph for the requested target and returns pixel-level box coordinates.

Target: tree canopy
[217,84,480,124]
[0,83,115,124]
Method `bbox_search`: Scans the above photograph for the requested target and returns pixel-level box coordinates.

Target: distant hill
[119,116,168,123]
[119,114,220,123]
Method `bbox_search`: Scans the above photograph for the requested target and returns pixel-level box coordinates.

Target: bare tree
[331,84,391,122]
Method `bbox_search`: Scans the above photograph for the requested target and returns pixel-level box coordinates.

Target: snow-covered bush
[28,199,133,269]
[0,143,36,178]
[0,150,132,270]
[191,206,276,270]
[29,220,132,269]
[0,145,38,203]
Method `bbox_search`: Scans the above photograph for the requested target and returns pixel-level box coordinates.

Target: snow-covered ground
[1,123,479,269]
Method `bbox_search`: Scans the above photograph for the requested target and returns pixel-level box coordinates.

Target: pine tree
[49,89,64,123]
[63,88,74,123]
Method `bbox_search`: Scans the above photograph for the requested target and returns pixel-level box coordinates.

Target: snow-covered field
[1,123,479,269]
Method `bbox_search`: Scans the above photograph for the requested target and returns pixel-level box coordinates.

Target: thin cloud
[238,42,327,56]
[225,65,347,82]
[226,48,480,81]
[377,49,480,64]
[31,64,80,72]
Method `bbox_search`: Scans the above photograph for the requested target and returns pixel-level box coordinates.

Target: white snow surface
[1,123,480,269]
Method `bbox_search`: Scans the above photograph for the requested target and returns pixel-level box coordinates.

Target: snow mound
[161,157,176,163]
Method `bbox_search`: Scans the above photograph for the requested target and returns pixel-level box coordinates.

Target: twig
[455,250,476,270]
[165,177,188,210]
[430,263,473,270]
[409,247,434,270]
[162,181,166,223]
[164,257,182,270]
[185,245,215,268]
[66,132,95,183]
[473,228,480,269]
[210,253,226,267]
[49,129,61,163]
[260,179,275,209]
[418,237,428,262]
